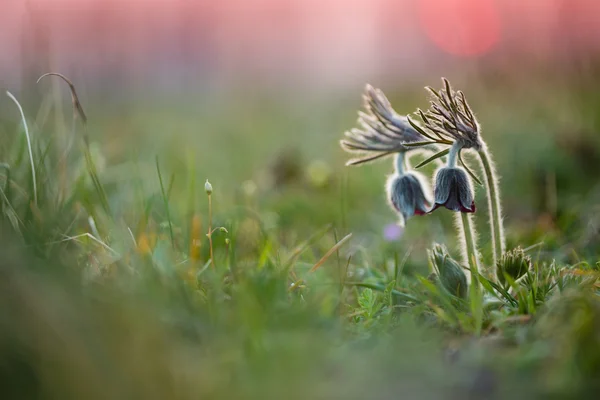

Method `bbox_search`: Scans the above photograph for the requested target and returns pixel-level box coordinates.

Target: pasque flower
[340,84,425,166]
[421,79,483,151]
[385,151,432,224]
[409,78,505,265]
[340,85,433,225]
[432,166,475,213]
[387,171,432,223]
[431,142,475,213]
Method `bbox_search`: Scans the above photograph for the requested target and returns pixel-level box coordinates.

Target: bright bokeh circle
[418,0,501,57]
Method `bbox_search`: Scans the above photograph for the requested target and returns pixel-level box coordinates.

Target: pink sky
[2,0,600,89]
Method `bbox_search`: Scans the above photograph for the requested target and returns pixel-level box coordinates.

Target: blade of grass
[309,233,352,273]
[6,91,37,206]
[38,72,111,214]
[156,156,175,249]
[459,151,483,186]
[345,282,419,303]
[284,224,332,270]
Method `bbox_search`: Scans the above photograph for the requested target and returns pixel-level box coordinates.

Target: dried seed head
[496,247,532,285]
[429,243,468,299]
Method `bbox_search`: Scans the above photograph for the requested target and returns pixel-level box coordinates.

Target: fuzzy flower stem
[477,143,505,266]
[460,212,481,295]
[394,152,407,175]
[447,142,462,168]
[461,212,483,335]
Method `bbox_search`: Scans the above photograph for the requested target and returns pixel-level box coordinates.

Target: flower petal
[433,168,453,205]
[432,167,475,213]
[387,173,432,221]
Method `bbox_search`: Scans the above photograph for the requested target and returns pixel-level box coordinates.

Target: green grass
[1,69,600,399]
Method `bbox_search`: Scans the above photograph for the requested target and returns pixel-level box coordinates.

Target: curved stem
[447,141,462,168]
[477,143,505,265]
[394,152,407,175]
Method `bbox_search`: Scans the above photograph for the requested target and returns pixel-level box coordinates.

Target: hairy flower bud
[386,172,432,224]
[205,179,213,195]
[431,167,475,213]
[429,243,468,299]
[496,247,532,286]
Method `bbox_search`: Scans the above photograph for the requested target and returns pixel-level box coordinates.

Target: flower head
[340,84,426,166]
[387,171,432,224]
[432,167,475,213]
[420,78,483,151]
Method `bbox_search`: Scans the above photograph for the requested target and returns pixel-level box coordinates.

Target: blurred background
[2,0,600,262]
[1,1,600,398]
[2,0,600,91]
[1,0,599,89]
[0,0,599,265]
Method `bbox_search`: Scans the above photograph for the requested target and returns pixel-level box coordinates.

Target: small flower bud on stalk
[429,243,468,299]
[205,179,213,195]
[497,247,532,286]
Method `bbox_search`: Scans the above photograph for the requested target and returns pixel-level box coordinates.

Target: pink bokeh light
[418,0,501,57]
[1,0,600,90]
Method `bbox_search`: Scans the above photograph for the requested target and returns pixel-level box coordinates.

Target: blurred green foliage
[0,66,600,399]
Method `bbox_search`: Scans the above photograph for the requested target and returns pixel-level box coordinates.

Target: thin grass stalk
[207,190,215,269]
[37,73,111,215]
[6,92,37,206]
[156,156,175,249]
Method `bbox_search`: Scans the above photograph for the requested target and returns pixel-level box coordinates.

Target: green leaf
[480,275,518,307]
[403,141,440,147]
[345,282,418,303]
[443,78,458,112]
[425,86,443,101]
[415,147,450,169]
[459,151,483,186]
[358,288,375,313]
[417,109,429,124]
[406,116,437,141]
